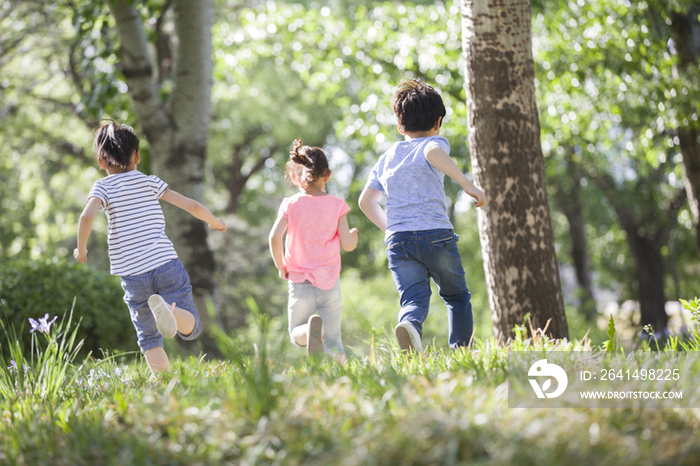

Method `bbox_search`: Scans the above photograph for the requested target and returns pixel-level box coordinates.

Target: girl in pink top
[269,139,358,361]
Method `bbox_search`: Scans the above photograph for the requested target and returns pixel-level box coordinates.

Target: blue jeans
[120,259,203,352]
[288,280,344,354]
[385,229,473,348]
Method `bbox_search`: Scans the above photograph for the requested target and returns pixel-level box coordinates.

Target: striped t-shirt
[88,170,178,276]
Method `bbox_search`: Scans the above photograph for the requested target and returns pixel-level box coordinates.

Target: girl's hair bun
[290,138,312,167]
[286,138,329,186]
[93,119,140,168]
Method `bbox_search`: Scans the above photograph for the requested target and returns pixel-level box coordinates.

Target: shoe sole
[307,315,324,355]
[395,325,415,353]
[148,295,177,338]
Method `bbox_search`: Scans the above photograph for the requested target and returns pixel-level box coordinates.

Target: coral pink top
[279,193,350,290]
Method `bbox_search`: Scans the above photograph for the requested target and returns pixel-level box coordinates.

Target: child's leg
[288,281,316,346]
[121,273,166,370]
[172,305,195,335]
[291,325,309,346]
[385,234,432,335]
[154,259,203,341]
[144,347,170,372]
[422,231,473,348]
[316,280,344,355]
[435,277,473,348]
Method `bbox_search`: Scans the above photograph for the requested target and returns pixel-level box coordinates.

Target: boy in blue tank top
[359,79,486,353]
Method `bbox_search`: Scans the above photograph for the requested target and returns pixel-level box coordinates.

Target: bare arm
[425,144,486,207]
[268,215,288,279]
[74,197,103,263]
[160,188,227,231]
[358,186,387,232]
[338,214,358,252]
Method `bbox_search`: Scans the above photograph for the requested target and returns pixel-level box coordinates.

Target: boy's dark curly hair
[286,138,329,186]
[391,79,446,132]
[93,119,140,168]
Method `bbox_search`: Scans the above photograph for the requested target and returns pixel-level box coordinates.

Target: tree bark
[461,0,568,340]
[110,0,218,339]
[670,4,700,253]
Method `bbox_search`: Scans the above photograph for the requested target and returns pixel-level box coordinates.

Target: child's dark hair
[93,119,140,168]
[286,139,329,186]
[391,79,446,132]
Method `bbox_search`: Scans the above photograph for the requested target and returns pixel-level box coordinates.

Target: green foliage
[506,312,594,352]
[680,296,700,319]
[0,0,112,264]
[603,314,618,352]
[3,320,700,464]
[209,0,471,273]
[0,259,138,358]
[0,309,85,402]
[535,0,699,303]
[679,297,700,351]
[210,297,284,418]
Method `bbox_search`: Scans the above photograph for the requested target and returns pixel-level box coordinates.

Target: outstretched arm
[160,188,227,231]
[269,215,288,279]
[358,186,387,232]
[338,214,358,252]
[425,144,486,207]
[74,197,103,263]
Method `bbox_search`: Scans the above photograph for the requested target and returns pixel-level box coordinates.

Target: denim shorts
[120,258,203,352]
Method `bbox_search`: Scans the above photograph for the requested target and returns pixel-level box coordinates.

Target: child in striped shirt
[74,120,226,372]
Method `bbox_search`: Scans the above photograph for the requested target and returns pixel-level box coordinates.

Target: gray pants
[287,279,344,354]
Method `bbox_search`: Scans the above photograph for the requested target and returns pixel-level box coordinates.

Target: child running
[74,120,226,372]
[359,79,486,353]
[269,139,358,362]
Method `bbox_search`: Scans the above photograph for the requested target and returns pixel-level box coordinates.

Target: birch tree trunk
[461,0,568,340]
[110,0,218,334]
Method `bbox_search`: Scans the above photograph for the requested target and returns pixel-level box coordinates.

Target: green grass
[2,306,700,465]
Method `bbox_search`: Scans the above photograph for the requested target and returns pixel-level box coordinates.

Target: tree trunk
[461,0,568,341]
[225,127,270,214]
[627,230,668,332]
[670,5,700,253]
[678,127,700,252]
[595,176,669,331]
[110,0,219,342]
[555,154,597,320]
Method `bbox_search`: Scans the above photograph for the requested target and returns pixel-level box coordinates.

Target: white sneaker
[148,294,177,338]
[395,321,422,353]
[307,315,325,356]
